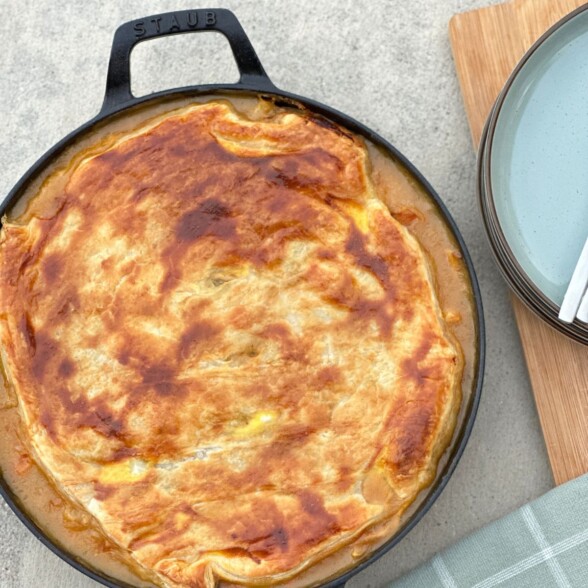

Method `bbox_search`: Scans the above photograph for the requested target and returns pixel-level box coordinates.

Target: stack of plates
[478,4,588,345]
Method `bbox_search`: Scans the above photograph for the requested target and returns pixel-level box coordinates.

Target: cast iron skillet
[0,9,485,588]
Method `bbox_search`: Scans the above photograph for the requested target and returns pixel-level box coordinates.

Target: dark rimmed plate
[480,4,588,344]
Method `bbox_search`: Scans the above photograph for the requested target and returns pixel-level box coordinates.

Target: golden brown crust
[0,101,460,587]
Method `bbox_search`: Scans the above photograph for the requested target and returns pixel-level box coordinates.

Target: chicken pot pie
[0,99,465,587]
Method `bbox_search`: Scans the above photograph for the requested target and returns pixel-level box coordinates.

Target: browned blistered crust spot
[41,252,64,285]
[178,321,222,362]
[57,358,75,379]
[0,101,461,588]
[18,314,36,352]
[392,207,423,226]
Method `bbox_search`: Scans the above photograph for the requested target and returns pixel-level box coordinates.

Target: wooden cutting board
[449,0,588,486]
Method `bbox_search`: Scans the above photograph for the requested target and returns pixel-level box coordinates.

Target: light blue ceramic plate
[490,8,588,307]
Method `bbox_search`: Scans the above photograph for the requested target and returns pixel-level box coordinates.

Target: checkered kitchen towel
[390,473,588,588]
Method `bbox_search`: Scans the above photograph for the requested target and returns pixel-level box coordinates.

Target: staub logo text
[133,11,217,38]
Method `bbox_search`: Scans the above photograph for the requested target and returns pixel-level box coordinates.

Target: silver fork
[559,236,588,323]
[576,284,588,323]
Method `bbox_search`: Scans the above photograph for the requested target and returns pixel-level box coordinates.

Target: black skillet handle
[101,9,276,114]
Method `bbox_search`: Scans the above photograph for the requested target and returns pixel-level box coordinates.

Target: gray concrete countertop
[0,1,553,586]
